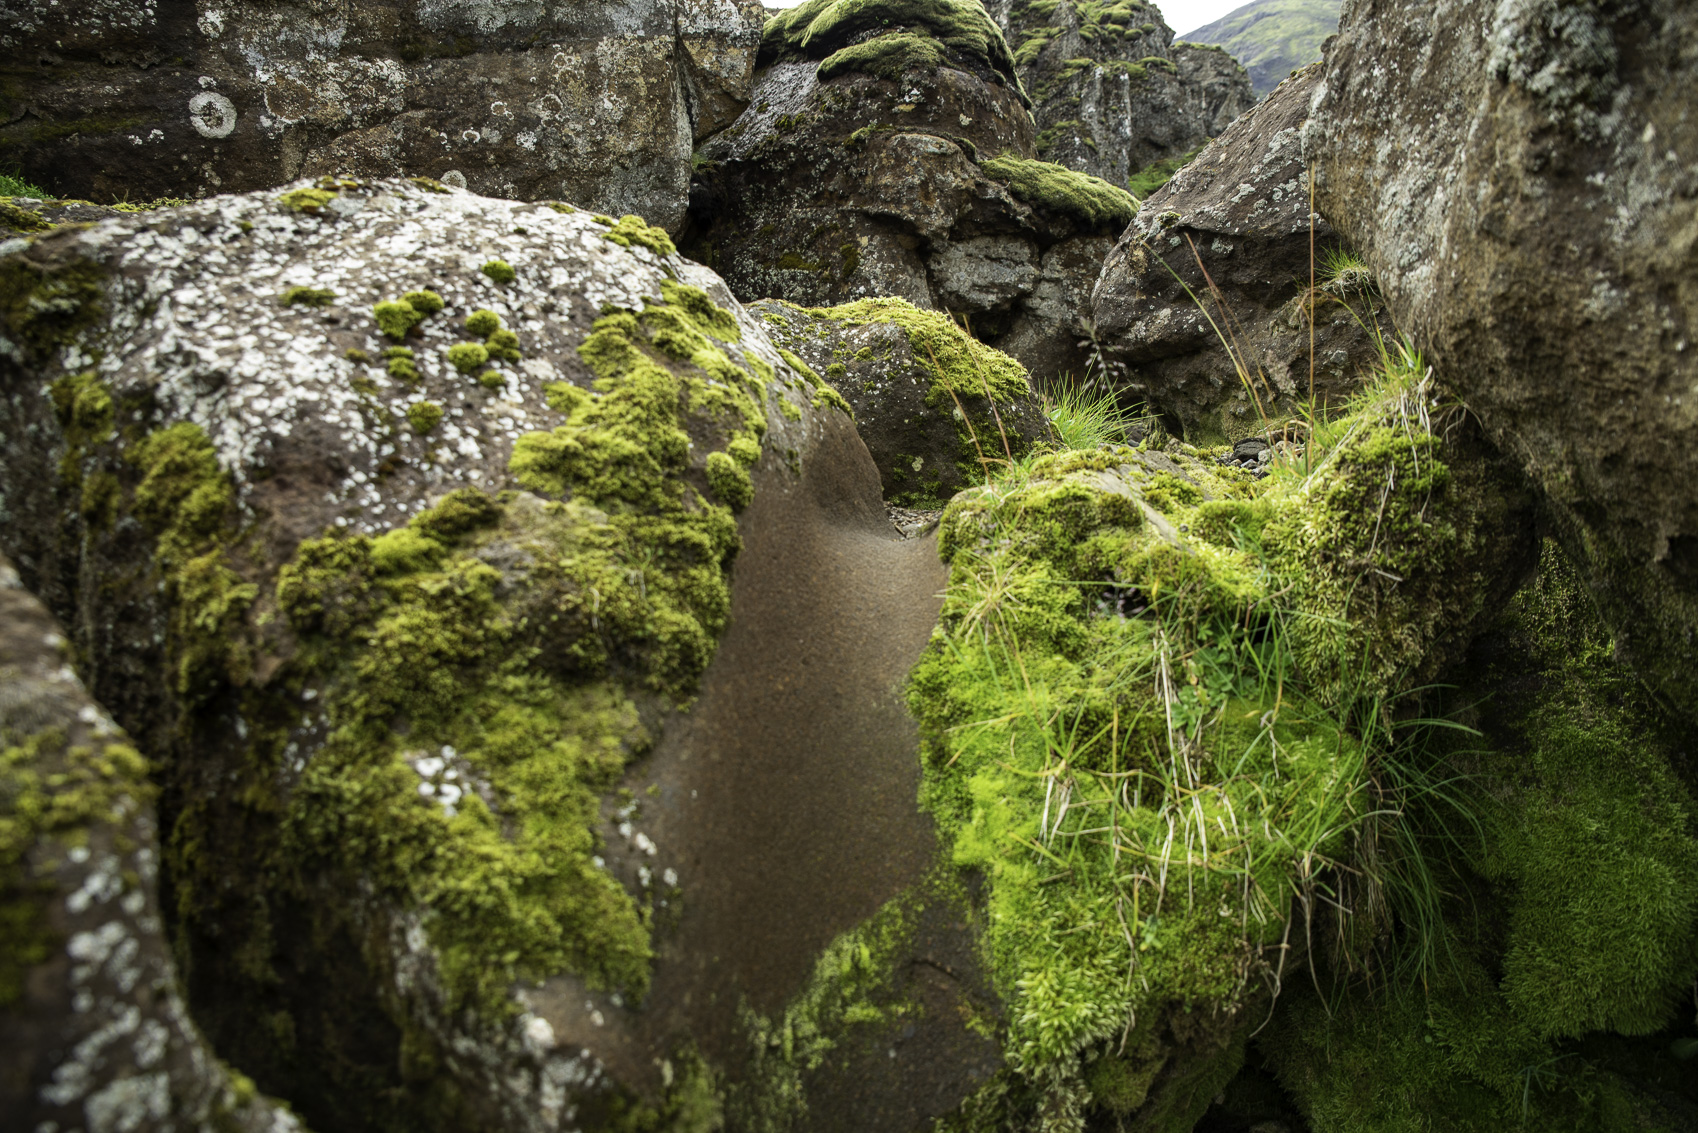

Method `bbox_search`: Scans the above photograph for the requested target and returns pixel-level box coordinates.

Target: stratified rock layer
[1306,0,1698,718]
[1093,68,1392,440]
[0,0,765,230]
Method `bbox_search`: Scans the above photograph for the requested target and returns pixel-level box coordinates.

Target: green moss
[0,729,152,1006]
[282,286,336,307]
[799,297,1030,403]
[480,260,516,285]
[907,362,1529,1118]
[776,251,821,271]
[402,289,444,316]
[761,0,1030,104]
[728,435,762,466]
[981,155,1137,230]
[601,215,678,258]
[374,298,425,341]
[0,254,107,358]
[705,451,754,510]
[409,176,451,194]
[406,401,444,433]
[447,342,489,374]
[278,187,336,213]
[384,346,420,384]
[0,196,52,232]
[486,328,522,364]
[477,370,506,390]
[817,31,948,81]
[1127,145,1205,200]
[465,308,501,337]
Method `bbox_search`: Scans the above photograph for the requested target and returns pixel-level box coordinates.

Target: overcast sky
[757,0,1250,39]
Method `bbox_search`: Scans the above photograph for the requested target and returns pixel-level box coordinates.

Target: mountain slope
[1179,0,1338,95]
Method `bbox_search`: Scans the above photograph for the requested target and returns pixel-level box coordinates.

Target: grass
[0,170,51,198]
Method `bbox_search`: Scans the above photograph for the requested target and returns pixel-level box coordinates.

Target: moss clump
[486,328,521,364]
[383,346,419,384]
[600,214,678,258]
[278,187,336,213]
[0,197,53,232]
[0,255,107,358]
[465,308,501,337]
[402,289,444,316]
[981,155,1137,230]
[282,286,336,307]
[480,259,516,285]
[804,297,1030,404]
[762,0,1030,103]
[477,370,506,390]
[406,401,443,433]
[447,342,489,374]
[705,450,753,510]
[818,31,948,81]
[907,361,1530,1121]
[0,729,153,1006]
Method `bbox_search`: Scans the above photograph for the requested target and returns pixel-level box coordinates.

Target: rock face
[751,297,1051,505]
[0,0,765,231]
[0,551,302,1133]
[1305,0,1698,717]
[0,180,992,1129]
[988,0,1254,189]
[1092,68,1391,440]
[684,0,1138,381]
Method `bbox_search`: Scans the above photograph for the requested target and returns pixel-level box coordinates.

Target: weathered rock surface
[684,0,1137,381]
[0,180,992,1129]
[988,0,1254,190]
[751,297,1051,504]
[0,552,301,1133]
[1305,0,1698,717]
[0,0,765,231]
[1092,68,1391,440]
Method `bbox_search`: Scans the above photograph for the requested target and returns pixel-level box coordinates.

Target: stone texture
[0,180,993,1129]
[685,2,1137,382]
[0,551,300,1133]
[1305,0,1698,716]
[989,0,1254,189]
[1092,68,1392,440]
[0,0,765,231]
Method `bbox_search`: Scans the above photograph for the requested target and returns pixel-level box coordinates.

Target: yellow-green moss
[406,401,443,433]
[466,309,501,337]
[817,31,948,81]
[981,155,1137,230]
[600,215,678,258]
[278,188,336,213]
[447,342,489,373]
[281,286,336,307]
[0,255,107,358]
[480,260,516,285]
[705,450,753,510]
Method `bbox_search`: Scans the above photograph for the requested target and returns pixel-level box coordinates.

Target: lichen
[981,155,1138,230]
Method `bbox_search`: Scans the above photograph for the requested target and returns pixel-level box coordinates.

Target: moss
[486,328,522,364]
[0,254,107,358]
[384,346,420,384]
[546,201,576,215]
[402,289,444,316]
[906,364,1530,1119]
[477,370,506,390]
[776,251,821,271]
[345,348,371,364]
[0,196,52,232]
[817,31,948,81]
[282,286,336,307]
[374,299,423,341]
[761,0,1030,104]
[601,215,678,258]
[447,342,489,374]
[406,401,444,433]
[727,435,761,465]
[465,308,501,337]
[480,259,516,285]
[980,155,1137,230]
[0,729,153,1006]
[409,176,451,194]
[797,297,1030,404]
[1127,145,1205,200]
[705,450,753,510]
[278,187,336,213]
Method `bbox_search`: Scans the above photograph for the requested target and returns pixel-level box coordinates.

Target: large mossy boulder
[751,297,1050,505]
[987,0,1253,192]
[0,0,766,230]
[1091,67,1393,442]
[0,550,303,1133]
[0,178,995,1130]
[909,362,1541,1129]
[1304,0,1698,722]
[683,0,1136,381]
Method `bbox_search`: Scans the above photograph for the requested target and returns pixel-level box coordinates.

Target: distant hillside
[1178,0,1339,95]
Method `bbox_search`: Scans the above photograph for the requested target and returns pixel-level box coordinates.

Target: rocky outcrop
[0,551,301,1133]
[0,0,765,231]
[0,179,993,1129]
[1305,0,1698,718]
[1092,68,1391,440]
[751,297,1050,504]
[989,0,1254,190]
[684,0,1137,381]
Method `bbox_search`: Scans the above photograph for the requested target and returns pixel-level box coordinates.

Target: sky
[757,0,1250,39]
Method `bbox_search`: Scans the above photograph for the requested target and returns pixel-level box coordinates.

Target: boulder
[0,551,301,1133]
[684,0,1137,383]
[1305,0,1698,717]
[988,0,1254,191]
[0,179,992,1129]
[0,0,765,231]
[751,297,1051,505]
[1092,68,1392,441]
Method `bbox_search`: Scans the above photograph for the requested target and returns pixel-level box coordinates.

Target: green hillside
[1178,0,1338,94]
